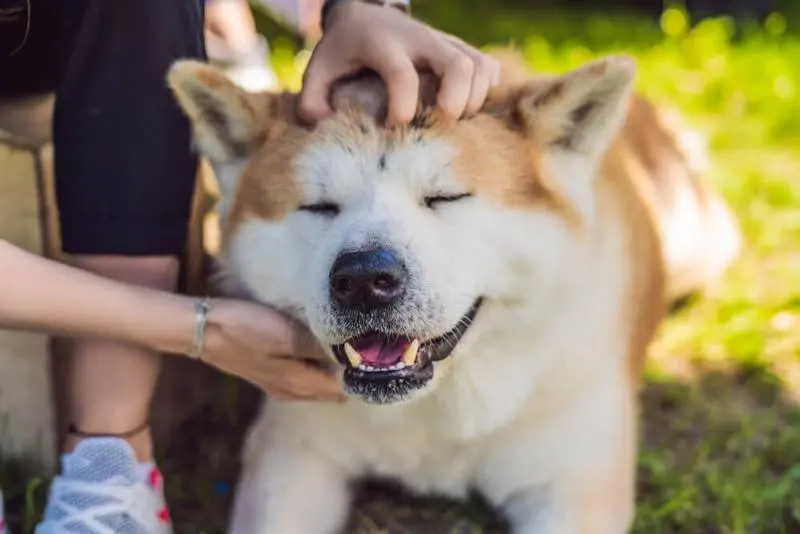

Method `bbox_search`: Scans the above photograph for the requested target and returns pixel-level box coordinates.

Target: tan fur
[223,128,307,237]
[169,58,738,301]
[600,141,667,385]
[615,95,740,300]
[167,51,739,534]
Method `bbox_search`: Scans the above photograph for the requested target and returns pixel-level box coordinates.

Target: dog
[168,52,740,534]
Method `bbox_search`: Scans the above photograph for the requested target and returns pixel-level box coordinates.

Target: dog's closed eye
[298,202,341,217]
[423,193,473,209]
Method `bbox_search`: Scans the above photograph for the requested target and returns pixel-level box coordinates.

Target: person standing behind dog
[0,0,499,532]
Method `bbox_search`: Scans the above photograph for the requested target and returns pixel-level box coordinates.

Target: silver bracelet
[189,296,212,360]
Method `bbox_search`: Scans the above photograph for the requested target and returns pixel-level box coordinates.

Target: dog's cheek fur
[224,218,319,320]
[434,199,573,304]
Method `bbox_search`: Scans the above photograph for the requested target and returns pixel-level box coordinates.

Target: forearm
[0,240,194,355]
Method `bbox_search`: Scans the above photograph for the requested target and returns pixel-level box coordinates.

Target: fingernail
[299,104,330,125]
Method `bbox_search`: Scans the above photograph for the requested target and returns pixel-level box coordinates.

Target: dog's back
[616,95,740,301]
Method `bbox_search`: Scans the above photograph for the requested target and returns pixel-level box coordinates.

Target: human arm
[299,0,501,125]
[0,239,343,401]
[0,239,194,348]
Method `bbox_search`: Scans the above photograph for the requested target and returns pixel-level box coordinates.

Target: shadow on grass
[142,359,800,534]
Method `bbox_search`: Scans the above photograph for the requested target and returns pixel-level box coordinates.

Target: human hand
[200,298,345,402]
[298,1,501,125]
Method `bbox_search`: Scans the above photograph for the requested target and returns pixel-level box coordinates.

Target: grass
[2,3,800,533]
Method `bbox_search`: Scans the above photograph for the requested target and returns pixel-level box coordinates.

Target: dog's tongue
[352,334,414,365]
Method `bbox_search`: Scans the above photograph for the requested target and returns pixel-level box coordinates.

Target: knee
[69,255,180,290]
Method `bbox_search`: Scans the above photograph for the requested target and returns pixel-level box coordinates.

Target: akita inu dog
[168,52,739,534]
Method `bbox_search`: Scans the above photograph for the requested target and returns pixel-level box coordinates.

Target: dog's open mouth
[331,298,483,383]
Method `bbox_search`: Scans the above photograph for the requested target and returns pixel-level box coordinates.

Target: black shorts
[0,0,206,256]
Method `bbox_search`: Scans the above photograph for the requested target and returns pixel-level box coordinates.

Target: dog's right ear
[167,60,284,163]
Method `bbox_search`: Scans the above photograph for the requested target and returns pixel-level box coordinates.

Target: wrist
[193,298,228,363]
[320,0,411,32]
[154,295,232,363]
[151,295,226,364]
[138,292,198,356]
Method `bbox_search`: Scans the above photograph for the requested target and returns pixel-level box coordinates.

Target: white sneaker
[35,438,172,534]
[0,487,8,534]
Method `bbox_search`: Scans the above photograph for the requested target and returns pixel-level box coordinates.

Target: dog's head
[169,54,635,405]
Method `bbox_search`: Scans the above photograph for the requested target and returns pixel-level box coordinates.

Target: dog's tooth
[402,339,420,366]
[344,343,362,367]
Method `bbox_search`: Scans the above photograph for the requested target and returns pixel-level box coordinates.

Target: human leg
[36,0,205,532]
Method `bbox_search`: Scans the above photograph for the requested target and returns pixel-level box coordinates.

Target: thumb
[298,51,351,124]
[226,299,325,360]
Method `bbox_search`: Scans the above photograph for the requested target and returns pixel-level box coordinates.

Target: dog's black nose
[329,248,407,311]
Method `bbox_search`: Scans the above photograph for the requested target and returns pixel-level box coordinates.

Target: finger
[297,389,347,403]
[298,46,351,124]
[446,42,498,116]
[275,360,345,400]
[266,389,299,402]
[261,376,341,402]
[268,386,346,403]
[429,44,475,119]
[363,41,420,125]
[440,32,501,88]
[465,54,496,116]
[249,306,327,361]
[435,35,499,117]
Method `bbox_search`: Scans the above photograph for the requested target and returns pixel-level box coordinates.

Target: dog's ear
[167,60,290,163]
[504,55,636,160]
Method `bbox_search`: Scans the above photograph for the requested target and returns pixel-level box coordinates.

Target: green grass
[3,4,799,533]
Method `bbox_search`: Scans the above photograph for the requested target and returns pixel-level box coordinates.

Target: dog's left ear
[506,55,636,160]
[167,60,291,163]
